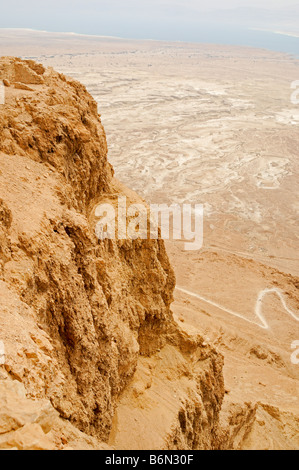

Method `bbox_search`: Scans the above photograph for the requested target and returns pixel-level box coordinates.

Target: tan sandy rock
[0,57,225,449]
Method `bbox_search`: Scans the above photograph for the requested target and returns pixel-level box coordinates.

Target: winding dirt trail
[176,286,299,330]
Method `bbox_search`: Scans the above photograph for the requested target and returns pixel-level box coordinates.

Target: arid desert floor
[1,29,299,448]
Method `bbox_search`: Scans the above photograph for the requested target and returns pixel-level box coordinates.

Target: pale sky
[0,0,298,40]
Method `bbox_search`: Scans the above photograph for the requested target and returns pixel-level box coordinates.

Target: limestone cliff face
[0,57,224,449]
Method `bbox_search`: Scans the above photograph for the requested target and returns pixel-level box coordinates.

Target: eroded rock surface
[0,57,224,449]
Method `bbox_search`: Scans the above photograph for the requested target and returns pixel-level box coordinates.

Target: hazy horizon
[1,1,299,42]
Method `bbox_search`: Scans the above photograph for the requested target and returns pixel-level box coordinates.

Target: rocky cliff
[0,57,224,450]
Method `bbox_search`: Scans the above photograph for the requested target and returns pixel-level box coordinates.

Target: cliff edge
[0,57,224,450]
